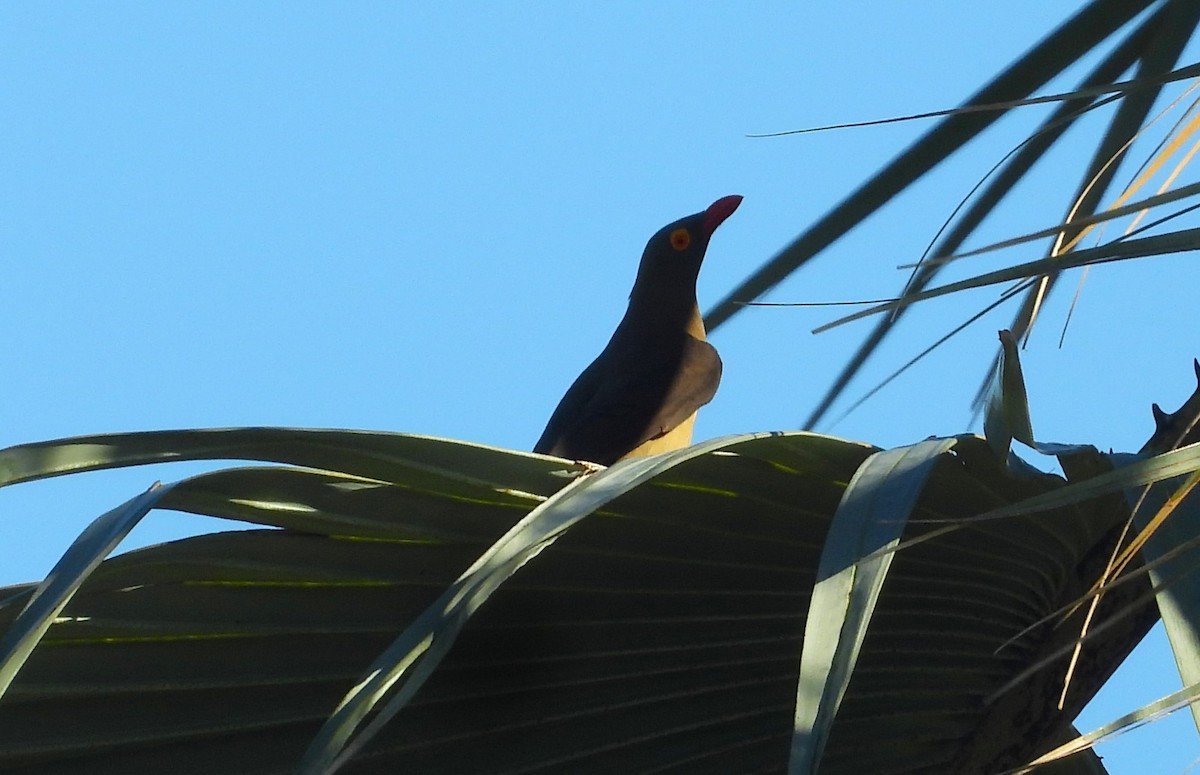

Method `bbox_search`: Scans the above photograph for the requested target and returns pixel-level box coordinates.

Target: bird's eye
[670,228,690,251]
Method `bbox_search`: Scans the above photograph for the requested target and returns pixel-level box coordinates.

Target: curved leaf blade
[1016,681,1200,774]
[0,484,172,698]
[790,436,958,773]
[984,329,1035,458]
[300,433,778,774]
[0,428,579,499]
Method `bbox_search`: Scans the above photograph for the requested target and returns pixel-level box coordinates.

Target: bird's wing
[535,336,722,465]
[533,354,608,457]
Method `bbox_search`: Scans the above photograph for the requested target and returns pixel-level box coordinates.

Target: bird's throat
[623,281,704,342]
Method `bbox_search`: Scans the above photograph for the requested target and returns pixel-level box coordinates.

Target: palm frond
[702,0,1200,428]
[0,426,1187,773]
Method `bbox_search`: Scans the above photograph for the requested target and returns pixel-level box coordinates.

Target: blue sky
[2,3,1198,771]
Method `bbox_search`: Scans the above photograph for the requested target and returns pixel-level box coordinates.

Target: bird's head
[630,194,742,304]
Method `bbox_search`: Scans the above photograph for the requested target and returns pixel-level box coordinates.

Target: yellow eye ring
[670,228,690,251]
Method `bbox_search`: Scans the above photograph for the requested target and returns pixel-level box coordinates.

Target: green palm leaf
[2,426,1185,773]
[704,0,1200,427]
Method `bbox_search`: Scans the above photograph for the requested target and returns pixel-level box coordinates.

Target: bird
[534,195,742,466]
